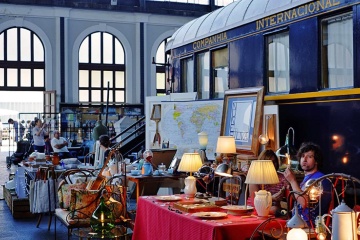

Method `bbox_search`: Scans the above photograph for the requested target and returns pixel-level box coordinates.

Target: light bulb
[258,134,269,145]
[287,228,307,240]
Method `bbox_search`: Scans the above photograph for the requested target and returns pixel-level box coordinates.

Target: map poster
[160,100,223,160]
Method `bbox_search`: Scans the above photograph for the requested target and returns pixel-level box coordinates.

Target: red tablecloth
[132,195,286,240]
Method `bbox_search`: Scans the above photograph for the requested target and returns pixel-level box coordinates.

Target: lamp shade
[216,136,236,153]
[245,160,279,185]
[214,163,232,177]
[178,153,203,173]
[198,132,208,150]
[150,104,161,121]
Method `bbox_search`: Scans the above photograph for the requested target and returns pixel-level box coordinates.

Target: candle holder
[90,190,115,234]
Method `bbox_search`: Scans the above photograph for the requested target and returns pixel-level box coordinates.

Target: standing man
[8,118,25,142]
[284,142,331,226]
[51,130,71,159]
[32,118,48,153]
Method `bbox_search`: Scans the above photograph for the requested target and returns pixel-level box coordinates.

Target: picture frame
[220,87,264,157]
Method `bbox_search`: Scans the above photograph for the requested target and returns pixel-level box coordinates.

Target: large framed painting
[220,87,264,157]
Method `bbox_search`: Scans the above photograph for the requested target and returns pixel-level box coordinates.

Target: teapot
[142,162,153,176]
[254,190,272,217]
[322,200,358,240]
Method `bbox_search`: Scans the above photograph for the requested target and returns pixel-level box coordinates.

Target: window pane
[91,70,101,87]
[267,32,289,93]
[92,90,101,102]
[0,33,3,60]
[91,32,101,63]
[321,12,353,89]
[20,69,31,86]
[79,90,89,102]
[181,57,194,92]
[20,29,31,61]
[103,90,113,102]
[7,68,18,86]
[7,28,18,61]
[156,73,165,89]
[115,71,124,88]
[0,68,4,86]
[103,33,113,64]
[197,52,210,99]
[156,41,165,64]
[115,90,125,102]
[34,69,44,87]
[33,34,44,62]
[79,70,89,87]
[212,48,228,98]
[103,71,113,87]
[79,37,89,63]
[115,40,124,64]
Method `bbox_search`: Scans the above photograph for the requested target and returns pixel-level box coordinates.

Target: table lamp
[178,153,203,197]
[198,131,208,163]
[245,160,279,217]
[216,136,237,169]
[151,104,161,148]
[286,199,308,240]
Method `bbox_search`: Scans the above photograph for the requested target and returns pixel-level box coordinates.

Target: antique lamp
[245,160,279,217]
[276,127,297,168]
[151,104,161,148]
[198,131,208,163]
[177,153,203,197]
[258,115,271,145]
[216,136,237,169]
[286,199,308,240]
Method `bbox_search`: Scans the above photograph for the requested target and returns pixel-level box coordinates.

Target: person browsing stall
[51,130,71,159]
[8,118,25,142]
[283,142,331,227]
[32,118,48,153]
[247,149,289,212]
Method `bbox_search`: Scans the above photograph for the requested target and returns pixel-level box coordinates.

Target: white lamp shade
[198,132,208,149]
[286,228,308,240]
[216,136,236,153]
[178,153,203,173]
[245,160,279,185]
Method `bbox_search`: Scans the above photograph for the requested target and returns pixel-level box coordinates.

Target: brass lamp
[150,104,161,148]
[245,160,279,217]
[276,127,297,168]
[177,153,203,197]
[216,136,237,169]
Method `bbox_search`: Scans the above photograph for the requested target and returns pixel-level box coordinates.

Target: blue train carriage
[166,0,360,180]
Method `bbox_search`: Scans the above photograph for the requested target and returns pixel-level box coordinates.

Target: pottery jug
[254,190,272,217]
[142,162,153,176]
[322,200,358,240]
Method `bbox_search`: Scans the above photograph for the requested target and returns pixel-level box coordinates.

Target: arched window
[155,38,170,96]
[0,27,45,90]
[78,32,125,103]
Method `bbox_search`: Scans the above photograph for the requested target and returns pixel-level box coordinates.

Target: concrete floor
[0,140,69,240]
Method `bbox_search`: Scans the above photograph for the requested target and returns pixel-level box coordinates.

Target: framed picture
[220,87,264,157]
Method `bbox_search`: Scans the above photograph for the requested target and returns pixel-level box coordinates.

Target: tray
[154,195,182,202]
[173,201,220,213]
[191,212,227,219]
[221,205,254,215]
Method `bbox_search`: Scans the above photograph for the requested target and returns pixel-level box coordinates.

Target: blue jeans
[33,145,45,153]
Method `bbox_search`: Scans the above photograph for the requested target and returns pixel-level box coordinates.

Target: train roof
[166,0,313,51]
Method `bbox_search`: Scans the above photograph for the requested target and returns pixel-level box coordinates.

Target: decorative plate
[221,205,254,215]
[154,195,182,201]
[191,211,227,219]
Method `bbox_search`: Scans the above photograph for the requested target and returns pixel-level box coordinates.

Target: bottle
[90,193,114,234]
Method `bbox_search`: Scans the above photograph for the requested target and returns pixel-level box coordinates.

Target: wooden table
[132,195,287,240]
[126,173,186,202]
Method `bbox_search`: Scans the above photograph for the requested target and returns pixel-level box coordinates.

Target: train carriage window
[321,12,353,89]
[266,32,289,93]
[197,52,210,99]
[212,48,228,99]
[181,57,194,92]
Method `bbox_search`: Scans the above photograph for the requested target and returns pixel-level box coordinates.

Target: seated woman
[247,149,289,213]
